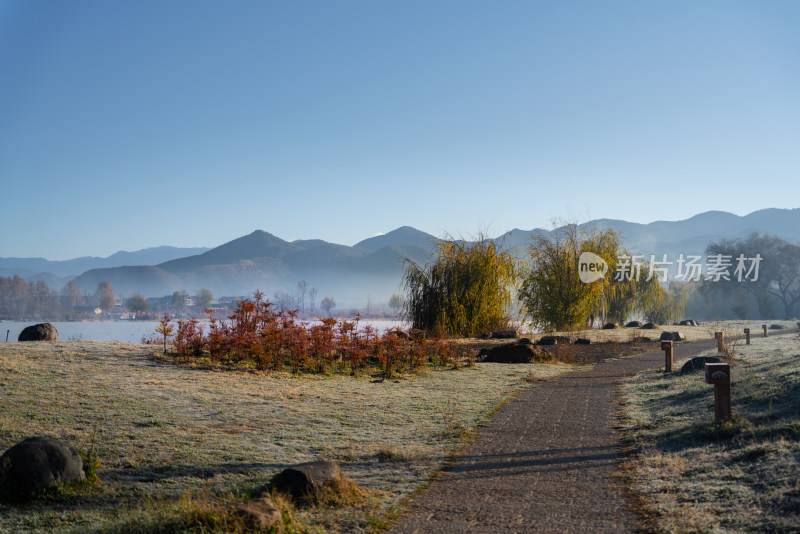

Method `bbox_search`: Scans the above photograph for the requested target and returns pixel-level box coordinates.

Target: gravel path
[392,338,719,533]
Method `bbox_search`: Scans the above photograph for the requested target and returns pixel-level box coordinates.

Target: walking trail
[392,338,718,533]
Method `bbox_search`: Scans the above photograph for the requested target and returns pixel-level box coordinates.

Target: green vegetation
[402,236,520,336]
[518,225,623,330]
[126,292,150,314]
[620,332,800,532]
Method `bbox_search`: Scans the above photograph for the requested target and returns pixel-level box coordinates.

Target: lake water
[0,319,407,344]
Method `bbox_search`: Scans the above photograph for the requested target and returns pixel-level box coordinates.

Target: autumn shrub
[174,318,204,360]
[164,292,456,376]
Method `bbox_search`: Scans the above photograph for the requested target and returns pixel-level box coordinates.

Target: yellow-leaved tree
[403,235,522,337]
[519,224,623,331]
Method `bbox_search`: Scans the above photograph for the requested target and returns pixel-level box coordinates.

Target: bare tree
[273,290,296,311]
[96,281,115,315]
[297,280,308,313]
[309,287,318,314]
[388,293,405,315]
[320,296,335,316]
[195,288,214,313]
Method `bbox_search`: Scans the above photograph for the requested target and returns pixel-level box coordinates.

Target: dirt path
[392,338,719,533]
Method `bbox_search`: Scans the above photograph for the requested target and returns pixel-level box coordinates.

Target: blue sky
[1,1,799,260]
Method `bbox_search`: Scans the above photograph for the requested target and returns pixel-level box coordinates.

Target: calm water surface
[1,319,406,344]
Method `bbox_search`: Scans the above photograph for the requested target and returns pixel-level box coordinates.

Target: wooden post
[762,324,768,338]
[705,363,731,424]
[715,331,723,352]
[744,328,750,345]
[661,340,673,373]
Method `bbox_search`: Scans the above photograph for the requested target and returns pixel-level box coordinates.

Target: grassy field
[620,327,800,532]
[0,341,575,533]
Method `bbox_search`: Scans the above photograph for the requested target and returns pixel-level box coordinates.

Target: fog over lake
[1,320,406,344]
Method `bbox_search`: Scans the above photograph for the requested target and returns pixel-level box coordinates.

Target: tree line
[0,278,93,320]
[403,227,800,336]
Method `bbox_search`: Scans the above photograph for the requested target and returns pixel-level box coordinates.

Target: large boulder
[659,331,685,342]
[625,321,643,328]
[0,436,84,501]
[269,461,342,500]
[575,338,591,345]
[230,496,281,529]
[640,322,658,329]
[483,343,551,363]
[680,356,721,374]
[769,324,786,330]
[18,323,59,342]
[489,329,518,339]
[602,323,619,330]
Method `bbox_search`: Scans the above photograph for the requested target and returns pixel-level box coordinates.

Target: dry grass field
[0,341,575,533]
[620,326,800,532]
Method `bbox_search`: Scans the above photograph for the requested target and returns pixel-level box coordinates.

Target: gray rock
[625,321,643,328]
[269,461,341,500]
[769,324,786,330]
[680,356,721,374]
[537,335,570,345]
[0,436,84,501]
[640,322,658,329]
[17,323,59,342]
[489,329,518,339]
[659,331,686,342]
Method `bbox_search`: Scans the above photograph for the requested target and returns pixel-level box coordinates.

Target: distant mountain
[11,208,800,306]
[72,265,184,297]
[158,231,297,274]
[492,209,800,258]
[354,226,438,252]
[0,246,210,280]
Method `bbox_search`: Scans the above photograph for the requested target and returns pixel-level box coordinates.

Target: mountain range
[3,208,799,307]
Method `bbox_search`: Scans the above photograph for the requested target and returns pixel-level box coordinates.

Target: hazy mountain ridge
[0,246,211,280]
[6,208,800,306]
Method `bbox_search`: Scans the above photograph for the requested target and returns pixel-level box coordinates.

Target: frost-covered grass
[620,331,800,533]
[0,341,573,533]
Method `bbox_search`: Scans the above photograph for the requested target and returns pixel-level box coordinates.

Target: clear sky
[1,1,799,260]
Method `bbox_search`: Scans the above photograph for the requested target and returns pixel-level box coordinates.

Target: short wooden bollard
[763,324,768,337]
[705,363,731,424]
[661,340,673,372]
[744,328,750,345]
[714,331,723,352]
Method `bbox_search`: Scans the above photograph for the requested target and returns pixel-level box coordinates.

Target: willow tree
[519,225,623,331]
[403,236,521,337]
